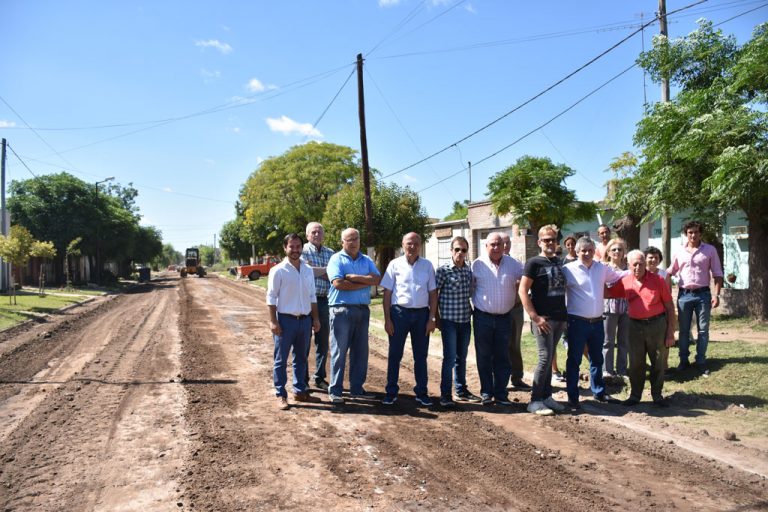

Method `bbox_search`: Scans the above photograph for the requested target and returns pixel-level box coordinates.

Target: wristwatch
[430,316,437,322]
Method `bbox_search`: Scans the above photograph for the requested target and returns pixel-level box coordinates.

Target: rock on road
[0,274,765,511]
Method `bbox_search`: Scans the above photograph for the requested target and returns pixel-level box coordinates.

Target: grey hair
[627,249,645,263]
[574,236,595,252]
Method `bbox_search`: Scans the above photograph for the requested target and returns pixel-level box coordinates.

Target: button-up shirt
[562,259,623,318]
[381,256,436,308]
[301,242,335,297]
[436,261,473,323]
[471,255,523,315]
[607,272,672,320]
[327,250,380,306]
[668,242,723,290]
[266,259,317,316]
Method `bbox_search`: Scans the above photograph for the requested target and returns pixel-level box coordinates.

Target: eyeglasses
[539,238,556,243]
[453,247,468,253]
[610,247,624,252]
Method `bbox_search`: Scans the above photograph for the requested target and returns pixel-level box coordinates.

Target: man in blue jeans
[326,228,381,404]
[562,236,623,409]
[267,233,322,410]
[436,236,480,406]
[667,220,723,376]
[471,232,523,406]
[381,232,437,406]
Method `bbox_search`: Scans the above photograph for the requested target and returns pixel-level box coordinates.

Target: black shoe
[698,366,710,377]
[455,390,482,403]
[622,398,640,406]
[510,379,532,390]
[314,379,329,391]
[676,360,690,372]
[653,398,669,407]
[568,400,581,411]
[593,394,607,403]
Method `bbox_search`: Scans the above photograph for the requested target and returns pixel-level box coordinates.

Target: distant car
[236,256,280,280]
[167,264,177,271]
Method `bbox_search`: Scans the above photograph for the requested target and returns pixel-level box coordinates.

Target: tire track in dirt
[0,279,186,511]
[179,276,768,511]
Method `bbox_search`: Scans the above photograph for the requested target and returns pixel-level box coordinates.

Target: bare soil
[1,273,766,511]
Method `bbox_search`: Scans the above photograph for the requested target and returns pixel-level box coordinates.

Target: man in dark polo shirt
[607,250,676,407]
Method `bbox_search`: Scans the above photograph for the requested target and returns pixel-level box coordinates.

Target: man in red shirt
[606,250,676,407]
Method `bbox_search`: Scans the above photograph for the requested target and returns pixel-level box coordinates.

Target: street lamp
[94,177,115,284]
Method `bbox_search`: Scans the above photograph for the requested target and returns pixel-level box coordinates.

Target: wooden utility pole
[1,139,7,292]
[659,0,672,261]
[356,53,375,248]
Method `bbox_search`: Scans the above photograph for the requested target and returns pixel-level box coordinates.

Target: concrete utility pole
[356,53,375,249]
[468,161,472,204]
[659,0,672,261]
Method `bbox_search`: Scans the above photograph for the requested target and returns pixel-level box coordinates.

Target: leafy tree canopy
[239,142,360,254]
[443,200,469,221]
[487,155,596,235]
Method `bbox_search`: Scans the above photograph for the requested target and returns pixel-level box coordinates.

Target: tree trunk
[747,204,768,320]
[613,215,641,251]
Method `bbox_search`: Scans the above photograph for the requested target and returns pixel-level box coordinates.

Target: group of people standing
[267,219,722,415]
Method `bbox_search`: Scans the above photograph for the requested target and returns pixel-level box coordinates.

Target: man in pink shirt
[667,220,724,376]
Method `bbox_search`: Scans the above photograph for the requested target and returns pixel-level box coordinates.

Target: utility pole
[468,161,472,204]
[213,233,217,265]
[1,139,7,292]
[356,53,375,249]
[659,0,672,261]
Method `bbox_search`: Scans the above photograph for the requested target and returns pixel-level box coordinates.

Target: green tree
[220,215,252,263]
[487,155,597,236]
[634,20,768,319]
[30,240,57,296]
[323,178,430,272]
[239,142,360,254]
[152,243,183,270]
[443,200,469,221]
[65,237,82,289]
[0,226,36,304]
[198,245,215,267]
[605,152,647,249]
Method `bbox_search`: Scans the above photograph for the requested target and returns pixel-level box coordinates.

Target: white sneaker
[527,401,554,416]
[543,396,565,413]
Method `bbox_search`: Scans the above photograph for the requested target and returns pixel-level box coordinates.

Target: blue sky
[1,0,764,253]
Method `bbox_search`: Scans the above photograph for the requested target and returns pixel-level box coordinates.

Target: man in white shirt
[267,233,321,410]
[381,232,438,406]
[562,236,623,409]
[471,232,524,406]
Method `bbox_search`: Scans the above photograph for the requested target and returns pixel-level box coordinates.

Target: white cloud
[246,78,277,93]
[0,120,16,128]
[194,39,233,54]
[162,187,173,193]
[464,3,476,13]
[230,96,257,106]
[379,0,401,6]
[402,174,418,183]
[266,116,322,137]
[201,69,221,79]
[256,157,265,165]
[229,127,241,134]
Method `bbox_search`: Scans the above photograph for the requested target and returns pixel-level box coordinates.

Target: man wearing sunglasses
[435,236,480,406]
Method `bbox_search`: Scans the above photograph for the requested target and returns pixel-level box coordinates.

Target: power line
[713,1,768,25]
[367,0,428,56]
[303,65,357,142]
[384,0,707,180]
[6,143,38,178]
[417,63,637,194]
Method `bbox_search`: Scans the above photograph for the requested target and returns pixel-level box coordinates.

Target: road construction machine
[180,247,206,278]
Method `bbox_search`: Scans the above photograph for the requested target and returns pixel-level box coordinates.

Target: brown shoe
[277,396,289,410]
[293,391,321,403]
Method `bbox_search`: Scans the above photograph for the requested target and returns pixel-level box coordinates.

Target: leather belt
[568,314,604,324]
[680,287,710,294]
[475,309,511,317]
[280,313,310,320]
[631,312,666,323]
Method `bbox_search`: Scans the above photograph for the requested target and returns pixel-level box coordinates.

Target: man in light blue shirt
[326,228,381,404]
[381,232,438,406]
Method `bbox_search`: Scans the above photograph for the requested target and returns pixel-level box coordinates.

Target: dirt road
[1,274,766,511]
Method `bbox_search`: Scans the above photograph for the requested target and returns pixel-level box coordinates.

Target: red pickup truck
[236,256,280,280]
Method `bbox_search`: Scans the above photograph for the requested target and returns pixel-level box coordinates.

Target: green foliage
[219,216,252,262]
[65,237,82,290]
[0,226,36,304]
[487,155,596,235]
[634,20,768,318]
[239,142,361,255]
[198,245,216,266]
[443,200,469,221]
[322,178,431,257]
[30,240,57,260]
[152,243,183,270]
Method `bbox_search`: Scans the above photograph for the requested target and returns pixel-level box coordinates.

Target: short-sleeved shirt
[380,256,436,309]
[562,259,624,318]
[326,250,380,306]
[668,242,723,290]
[522,256,567,321]
[266,259,317,316]
[608,271,673,320]
[301,242,335,297]
[471,255,524,315]
[435,261,472,323]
